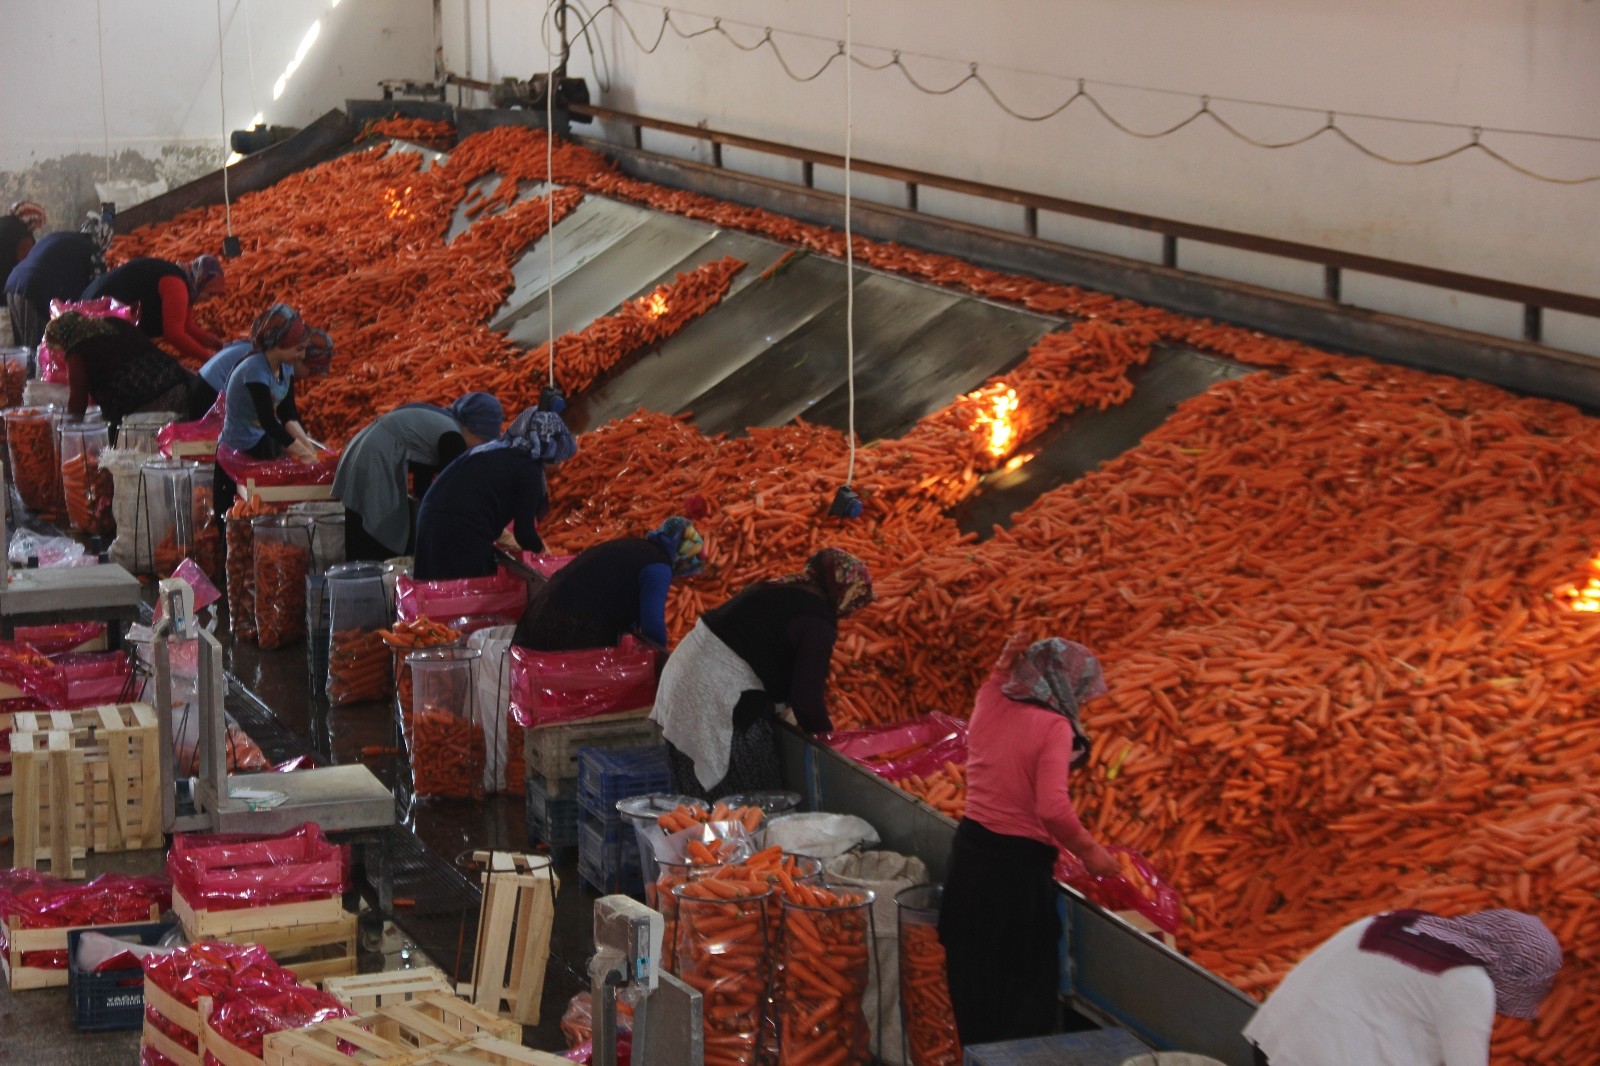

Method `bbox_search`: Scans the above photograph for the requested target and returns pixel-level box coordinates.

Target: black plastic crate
[526,769,580,849]
[578,814,644,897]
[576,744,669,823]
[67,921,174,1031]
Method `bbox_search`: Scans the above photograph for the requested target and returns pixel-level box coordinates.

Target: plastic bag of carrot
[325,563,391,706]
[402,647,484,800]
[895,885,958,1066]
[674,880,774,1066]
[5,407,59,516]
[224,497,273,642]
[380,617,461,714]
[251,515,312,650]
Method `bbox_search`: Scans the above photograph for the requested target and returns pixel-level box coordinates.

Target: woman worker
[938,632,1121,1046]
[190,324,335,413]
[0,200,46,288]
[43,310,211,425]
[5,216,113,348]
[514,516,705,651]
[213,303,322,518]
[1243,908,1562,1065]
[82,253,225,361]
[411,407,575,580]
[650,547,874,800]
[332,393,506,562]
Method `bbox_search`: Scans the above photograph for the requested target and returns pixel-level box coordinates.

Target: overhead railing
[571,103,1598,347]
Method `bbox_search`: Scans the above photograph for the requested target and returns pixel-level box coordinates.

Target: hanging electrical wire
[213,0,239,256]
[543,1,561,397]
[94,0,112,185]
[580,1,1600,185]
[828,0,863,520]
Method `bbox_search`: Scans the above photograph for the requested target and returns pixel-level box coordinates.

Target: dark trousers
[664,693,782,801]
[939,817,1062,1046]
[343,508,400,563]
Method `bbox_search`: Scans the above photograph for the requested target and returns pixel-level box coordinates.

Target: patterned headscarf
[645,517,705,577]
[78,214,114,278]
[249,303,307,353]
[43,310,118,353]
[773,547,874,617]
[1409,910,1563,1019]
[11,201,45,231]
[302,328,334,375]
[447,392,504,441]
[472,407,577,462]
[187,254,226,297]
[1002,638,1107,765]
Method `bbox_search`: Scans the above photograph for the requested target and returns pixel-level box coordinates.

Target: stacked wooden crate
[260,991,525,1066]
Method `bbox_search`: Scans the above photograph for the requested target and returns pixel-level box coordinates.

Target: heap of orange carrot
[115,124,1600,1063]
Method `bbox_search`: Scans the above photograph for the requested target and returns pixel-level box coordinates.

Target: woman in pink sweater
[938,631,1120,1046]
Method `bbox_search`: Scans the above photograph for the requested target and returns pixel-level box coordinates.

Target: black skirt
[938,817,1062,1045]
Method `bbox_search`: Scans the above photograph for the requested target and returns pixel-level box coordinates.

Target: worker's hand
[494,528,520,550]
[287,439,318,464]
[994,631,1030,672]
[1084,847,1122,880]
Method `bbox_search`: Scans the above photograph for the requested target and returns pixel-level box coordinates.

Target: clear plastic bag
[251,515,313,649]
[468,625,520,794]
[778,888,875,1065]
[325,563,391,706]
[1055,845,1183,936]
[508,636,659,727]
[394,567,529,624]
[60,417,113,536]
[7,528,88,568]
[166,823,349,911]
[6,405,62,515]
[404,647,485,800]
[674,880,774,1065]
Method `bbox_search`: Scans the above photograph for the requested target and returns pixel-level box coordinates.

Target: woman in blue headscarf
[333,393,505,561]
[411,406,576,580]
[514,515,705,651]
[212,303,321,519]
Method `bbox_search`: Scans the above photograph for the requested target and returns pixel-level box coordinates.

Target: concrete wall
[0,0,432,235]
[438,0,1600,356]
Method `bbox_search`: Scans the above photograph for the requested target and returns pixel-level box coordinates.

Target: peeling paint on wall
[0,144,224,235]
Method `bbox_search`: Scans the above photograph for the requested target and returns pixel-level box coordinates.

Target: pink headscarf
[1409,910,1563,1019]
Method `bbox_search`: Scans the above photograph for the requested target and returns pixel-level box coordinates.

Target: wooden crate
[470,854,556,1027]
[322,967,457,1013]
[142,980,208,1066]
[239,478,334,504]
[262,1018,419,1066]
[407,1036,571,1065]
[522,711,657,782]
[10,726,87,878]
[9,703,162,872]
[1,904,162,990]
[369,992,523,1049]
[174,893,358,982]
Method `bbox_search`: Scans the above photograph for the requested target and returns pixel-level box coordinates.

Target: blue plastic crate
[576,744,670,822]
[962,1028,1152,1066]
[67,921,175,1032]
[525,770,580,849]
[578,814,644,897]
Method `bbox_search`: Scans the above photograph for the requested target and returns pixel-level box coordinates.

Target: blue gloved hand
[538,385,566,414]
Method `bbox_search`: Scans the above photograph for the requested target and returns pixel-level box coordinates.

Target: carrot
[5,409,59,517]
[327,627,392,705]
[901,922,960,1065]
[402,703,485,799]
[252,536,309,650]
[777,887,873,1066]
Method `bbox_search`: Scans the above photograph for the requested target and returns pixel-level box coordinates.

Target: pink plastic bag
[167,822,349,911]
[522,551,576,579]
[508,636,659,727]
[825,712,969,778]
[38,297,140,383]
[215,443,338,487]
[394,567,529,624]
[0,639,67,706]
[158,395,224,458]
[55,650,137,708]
[0,871,171,969]
[169,557,223,611]
[15,622,105,655]
[1055,845,1183,936]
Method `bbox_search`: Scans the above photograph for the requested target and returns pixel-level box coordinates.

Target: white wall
[1,0,432,226]
[440,0,1600,353]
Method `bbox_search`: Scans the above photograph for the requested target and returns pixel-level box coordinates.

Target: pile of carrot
[674,879,773,1066]
[657,802,766,835]
[892,762,967,821]
[401,704,485,799]
[224,497,275,641]
[327,627,391,705]
[900,922,959,1066]
[0,356,26,407]
[61,451,114,536]
[379,617,461,711]
[357,116,456,149]
[115,124,1600,1061]
[6,411,58,516]
[776,884,873,1066]
[253,538,309,650]
[190,483,222,585]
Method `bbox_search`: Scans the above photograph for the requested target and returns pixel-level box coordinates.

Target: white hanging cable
[94,0,112,183]
[842,0,857,486]
[242,0,260,120]
[214,0,235,239]
[545,0,559,389]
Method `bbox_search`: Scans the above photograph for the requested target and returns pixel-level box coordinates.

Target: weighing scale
[151,579,397,907]
[589,894,704,1066]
